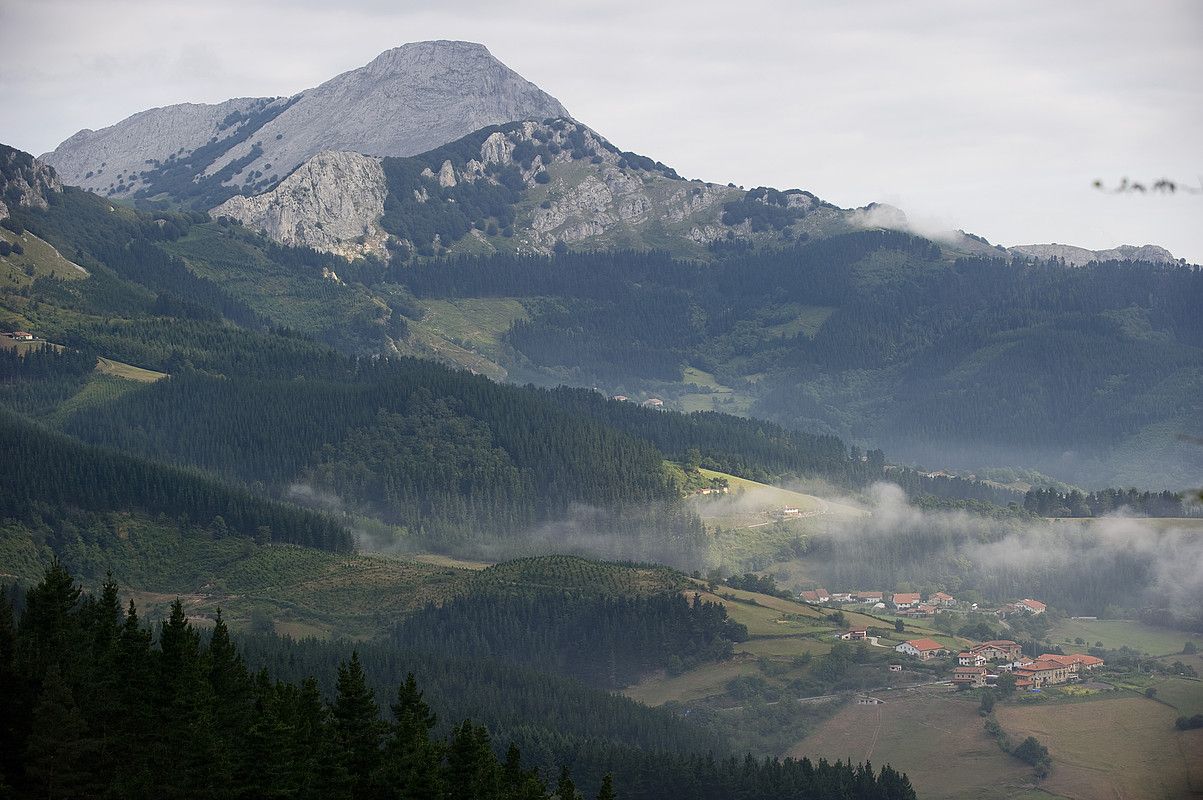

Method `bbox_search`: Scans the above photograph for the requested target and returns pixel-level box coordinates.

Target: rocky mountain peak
[41,41,569,209]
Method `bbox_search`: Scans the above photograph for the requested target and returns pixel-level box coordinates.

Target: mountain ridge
[40,41,568,208]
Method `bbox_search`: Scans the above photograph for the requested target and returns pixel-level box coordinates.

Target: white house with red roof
[895,638,949,660]
[1014,658,1071,688]
[1016,598,1047,615]
[891,592,921,609]
[1040,653,1104,674]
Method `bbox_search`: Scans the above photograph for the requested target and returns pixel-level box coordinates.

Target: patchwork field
[996,696,1203,800]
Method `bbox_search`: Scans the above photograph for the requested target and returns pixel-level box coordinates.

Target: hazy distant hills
[1008,242,1179,266]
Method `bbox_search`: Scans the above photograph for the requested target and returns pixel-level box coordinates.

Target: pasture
[1049,618,1198,656]
[996,695,1203,800]
[789,687,1030,800]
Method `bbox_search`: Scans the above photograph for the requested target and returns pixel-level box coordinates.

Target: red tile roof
[904,638,946,652]
[892,592,921,604]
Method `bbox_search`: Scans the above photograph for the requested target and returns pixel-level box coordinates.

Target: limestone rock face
[43,41,569,200]
[1009,243,1178,266]
[212,151,389,260]
[0,144,63,218]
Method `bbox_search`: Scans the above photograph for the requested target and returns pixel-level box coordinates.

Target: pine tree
[294,676,350,800]
[0,586,21,791]
[555,766,579,800]
[332,651,384,797]
[378,673,442,800]
[444,721,499,800]
[23,664,93,799]
[15,559,80,679]
[595,774,615,800]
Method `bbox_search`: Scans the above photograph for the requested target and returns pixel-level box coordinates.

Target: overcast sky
[2,0,1201,261]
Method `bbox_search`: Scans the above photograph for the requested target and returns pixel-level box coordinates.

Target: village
[803,587,1104,691]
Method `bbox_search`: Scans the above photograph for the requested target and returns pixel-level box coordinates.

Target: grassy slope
[0,227,88,288]
[691,468,863,568]
[95,356,166,382]
[789,688,1030,800]
[0,512,473,638]
[161,224,388,349]
[1048,618,1200,657]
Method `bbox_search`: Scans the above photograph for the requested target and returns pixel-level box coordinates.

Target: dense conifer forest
[392,591,748,689]
[393,239,1203,485]
[0,565,918,800]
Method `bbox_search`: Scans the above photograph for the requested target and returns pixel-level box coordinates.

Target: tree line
[1023,487,1194,518]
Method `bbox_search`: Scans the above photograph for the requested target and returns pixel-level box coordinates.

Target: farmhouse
[914,603,938,616]
[1016,598,1047,615]
[8,331,34,341]
[891,592,921,609]
[799,588,830,603]
[951,666,988,688]
[839,629,869,641]
[895,638,949,660]
[1040,653,1105,674]
[641,398,664,409]
[928,591,956,606]
[1014,658,1071,688]
[611,395,628,402]
[970,640,1023,662]
[779,506,801,517]
[856,696,884,705]
[829,592,854,602]
[889,664,902,672]
[857,591,883,603]
[958,651,987,667]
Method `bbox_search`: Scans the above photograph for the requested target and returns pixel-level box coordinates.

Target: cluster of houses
[800,588,959,617]
[889,637,1103,689]
[800,587,1048,621]
[2,331,35,342]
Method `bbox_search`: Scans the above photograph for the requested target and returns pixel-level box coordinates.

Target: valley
[1,29,1201,800]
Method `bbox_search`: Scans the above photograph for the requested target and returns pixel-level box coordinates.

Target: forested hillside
[0,564,918,800]
[1,165,1022,568]
[392,240,1203,486]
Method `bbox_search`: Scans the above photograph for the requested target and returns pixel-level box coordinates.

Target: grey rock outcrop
[1009,243,1178,266]
[212,151,389,260]
[42,41,569,201]
[0,144,63,219]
